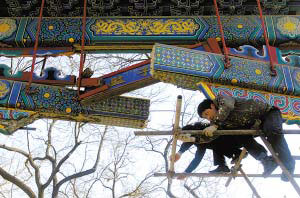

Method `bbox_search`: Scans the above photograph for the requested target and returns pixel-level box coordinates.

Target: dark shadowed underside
[0,0,300,17]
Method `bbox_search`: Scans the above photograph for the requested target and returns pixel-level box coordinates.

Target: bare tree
[0,118,109,198]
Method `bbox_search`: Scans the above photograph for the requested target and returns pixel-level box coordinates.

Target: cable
[256,0,277,76]
[77,0,88,97]
[26,0,45,92]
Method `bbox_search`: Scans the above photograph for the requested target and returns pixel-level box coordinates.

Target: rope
[77,0,88,97]
[26,0,45,92]
[256,0,277,76]
[213,0,230,69]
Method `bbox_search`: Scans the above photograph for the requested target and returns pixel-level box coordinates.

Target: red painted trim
[81,78,101,87]
[207,38,222,54]
[79,85,109,100]
[202,43,212,53]
[268,46,279,64]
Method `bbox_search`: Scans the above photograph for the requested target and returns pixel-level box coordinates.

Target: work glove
[177,174,187,180]
[169,152,181,163]
[203,125,217,137]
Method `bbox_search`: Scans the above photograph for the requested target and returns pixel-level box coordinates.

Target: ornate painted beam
[229,44,300,68]
[198,82,300,125]
[151,43,300,96]
[1,16,300,54]
[79,43,209,104]
[0,79,150,134]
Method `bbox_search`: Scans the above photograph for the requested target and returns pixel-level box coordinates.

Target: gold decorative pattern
[110,76,125,86]
[68,38,75,43]
[0,80,9,99]
[255,69,262,75]
[0,18,16,39]
[48,25,54,30]
[296,72,300,83]
[277,16,300,38]
[138,66,149,77]
[237,24,243,29]
[65,107,72,113]
[91,19,199,35]
[231,79,238,83]
[43,93,50,98]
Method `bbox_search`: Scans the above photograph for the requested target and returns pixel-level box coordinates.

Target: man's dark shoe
[261,156,278,177]
[209,165,230,173]
[281,165,295,182]
[231,152,248,164]
[281,173,289,182]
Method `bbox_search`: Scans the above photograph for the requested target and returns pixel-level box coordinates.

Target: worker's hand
[169,153,181,163]
[177,174,187,180]
[167,171,175,179]
[203,125,217,137]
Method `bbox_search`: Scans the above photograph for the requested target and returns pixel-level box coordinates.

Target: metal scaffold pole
[168,95,182,184]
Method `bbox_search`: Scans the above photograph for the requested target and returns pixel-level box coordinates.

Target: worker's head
[197,98,217,121]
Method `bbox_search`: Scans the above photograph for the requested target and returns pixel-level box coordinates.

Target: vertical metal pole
[169,95,183,175]
[260,136,300,196]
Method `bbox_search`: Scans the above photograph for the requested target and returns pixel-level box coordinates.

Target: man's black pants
[210,135,269,166]
[261,108,295,172]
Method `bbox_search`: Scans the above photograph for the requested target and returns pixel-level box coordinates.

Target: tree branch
[52,126,107,197]
[184,184,200,198]
[0,166,36,198]
[42,141,82,189]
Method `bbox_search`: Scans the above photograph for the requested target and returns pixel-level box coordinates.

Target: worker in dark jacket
[198,95,295,181]
[173,122,274,180]
[174,122,243,180]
